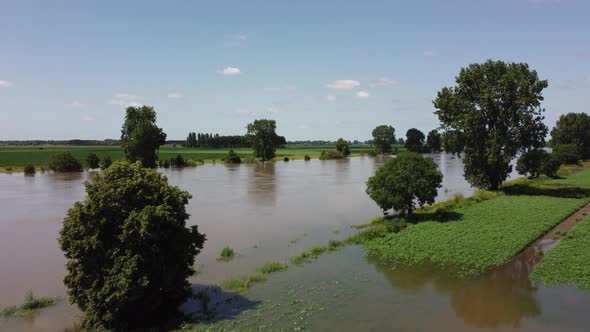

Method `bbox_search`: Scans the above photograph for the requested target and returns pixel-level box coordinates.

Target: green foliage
[553,144,582,164]
[551,112,590,159]
[540,153,561,178]
[304,154,311,161]
[224,149,242,164]
[23,164,35,174]
[366,152,443,217]
[0,290,60,318]
[100,155,112,170]
[426,130,442,152]
[546,167,590,188]
[434,60,548,190]
[85,153,100,169]
[531,215,590,290]
[48,152,83,172]
[283,156,290,162]
[58,161,205,331]
[404,128,425,153]
[256,262,288,274]
[365,195,587,275]
[162,159,171,168]
[319,150,345,160]
[222,274,267,294]
[120,105,167,168]
[371,125,396,155]
[367,150,378,157]
[217,246,235,261]
[516,149,549,178]
[171,154,186,167]
[335,138,351,156]
[347,221,408,245]
[246,119,282,161]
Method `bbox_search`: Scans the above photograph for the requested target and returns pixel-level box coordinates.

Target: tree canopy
[85,153,100,169]
[366,152,443,217]
[335,138,351,156]
[371,125,396,155]
[48,152,83,172]
[59,161,205,331]
[405,128,426,153]
[550,112,590,159]
[426,130,442,152]
[434,60,548,190]
[246,119,281,161]
[120,106,167,168]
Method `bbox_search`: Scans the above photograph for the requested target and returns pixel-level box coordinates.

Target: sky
[1,0,589,141]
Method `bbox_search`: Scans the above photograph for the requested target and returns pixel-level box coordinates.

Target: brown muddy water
[1,154,589,331]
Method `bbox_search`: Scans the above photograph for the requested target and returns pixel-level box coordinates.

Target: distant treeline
[0,139,120,146]
[288,140,370,145]
[185,132,287,148]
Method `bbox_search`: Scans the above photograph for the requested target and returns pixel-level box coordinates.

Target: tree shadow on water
[180,284,261,324]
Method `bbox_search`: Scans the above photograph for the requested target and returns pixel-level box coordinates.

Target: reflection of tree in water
[247,162,277,206]
[368,253,541,328]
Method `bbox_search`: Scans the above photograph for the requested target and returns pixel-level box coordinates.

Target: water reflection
[247,162,277,206]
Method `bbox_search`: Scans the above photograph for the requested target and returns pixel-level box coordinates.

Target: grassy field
[531,215,590,290]
[365,195,588,275]
[0,144,385,170]
[545,166,590,188]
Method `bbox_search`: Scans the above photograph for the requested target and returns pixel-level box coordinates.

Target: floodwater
[1,154,589,331]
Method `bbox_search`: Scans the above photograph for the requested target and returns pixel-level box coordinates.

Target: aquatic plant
[221,273,267,293]
[256,262,288,275]
[217,246,235,261]
[23,164,35,175]
[0,290,61,318]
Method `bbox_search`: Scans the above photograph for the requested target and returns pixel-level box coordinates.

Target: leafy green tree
[367,152,443,217]
[335,138,351,156]
[551,113,590,159]
[371,125,396,155]
[246,119,281,161]
[397,138,405,145]
[85,153,100,170]
[120,106,167,168]
[24,164,36,175]
[434,60,548,190]
[540,154,561,178]
[224,149,241,164]
[319,150,345,160]
[100,155,113,170]
[48,152,83,172]
[516,149,548,178]
[405,128,425,153]
[58,161,205,331]
[553,144,582,164]
[426,130,442,152]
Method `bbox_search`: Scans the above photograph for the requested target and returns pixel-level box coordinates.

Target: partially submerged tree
[405,128,426,153]
[100,155,113,170]
[224,149,242,164]
[48,152,83,172]
[371,125,396,155]
[366,152,443,217]
[246,119,281,161]
[426,130,442,152]
[59,161,205,331]
[551,112,590,159]
[120,105,167,168]
[335,138,351,156]
[434,60,548,189]
[85,153,100,170]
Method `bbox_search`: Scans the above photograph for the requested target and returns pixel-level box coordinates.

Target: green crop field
[365,195,588,275]
[0,144,384,169]
[531,215,590,290]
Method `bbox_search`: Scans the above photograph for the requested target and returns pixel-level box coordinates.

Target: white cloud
[369,78,399,88]
[167,92,183,99]
[218,67,241,75]
[108,93,144,108]
[356,91,370,98]
[0,80,14,88]
[324,95,336,102]
[325,80,360,90]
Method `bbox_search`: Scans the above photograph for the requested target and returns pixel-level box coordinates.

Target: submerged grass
[0,290,61,318]
[217,246,235,262]
[221,274,268,294]
[256,262,288,275]
[531,215,590,290]
[364,195,588,276]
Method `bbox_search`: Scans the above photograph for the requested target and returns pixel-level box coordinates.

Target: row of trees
[185,132,250,148]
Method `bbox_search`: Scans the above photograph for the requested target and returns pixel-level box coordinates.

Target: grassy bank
[531,214,590,290]
[545,166,590,188]
[364,195,588,275]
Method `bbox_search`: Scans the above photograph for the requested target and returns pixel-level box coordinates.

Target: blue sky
[1,0,589,141]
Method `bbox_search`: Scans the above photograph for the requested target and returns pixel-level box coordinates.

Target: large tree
[433,60,548,190]
[335,138,351,156]
[366,152,443,217]
[246,119,281,161]
[551,112,590,159]
[426,130,442,152]
[120,106,167,168]
[59,161,205,331]
[371,125,396,155]
[405,128,425,153]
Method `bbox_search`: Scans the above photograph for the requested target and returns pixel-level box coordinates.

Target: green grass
[365,195,588,275]
[531,215,590,290]
[216,246,235,262]
[221,274,268,293]
[256,262,289,274]
[545,167,590,188]
[0,290,61,318]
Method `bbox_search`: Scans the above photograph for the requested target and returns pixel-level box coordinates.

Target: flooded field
[2,154,589,331]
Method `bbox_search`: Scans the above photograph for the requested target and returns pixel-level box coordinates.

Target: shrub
[48,153,83,172]
[85,153,100,169]
[540,153,561,178]
[367,150,378,157]
[319,150,345,160]
[58,161,205,331]
[553,144,582,164]
[256,262,288,274]
[171,154,186,167]
[304,155,311,161]
[283,157,290,162]
[217,246,235,261]
[0,290,60,318]
[100,155,113,170]
[162,159,171,168]
[224,149,241,164]
[516,149,548,178]
[24,164,36,175]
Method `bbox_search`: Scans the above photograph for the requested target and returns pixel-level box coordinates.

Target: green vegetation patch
[365,195,587,275]
[531,215,590,290]
[0,291,61,318]
[256,262,288,275]
[217,246,235,262]
[221,274,267,294]
[545,167,590,188]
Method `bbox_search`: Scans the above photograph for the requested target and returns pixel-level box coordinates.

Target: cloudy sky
[1,0,589,140]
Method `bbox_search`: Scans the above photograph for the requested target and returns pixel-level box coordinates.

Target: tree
[100,155,113,170]
[246,119,281,161]
[120,105,167,168]
[540,154,561,178]
[371,125,396,155]
[58,162,205,331]
[516,149,548,178]
[48,152,83,172]
[85,153,100,170]
[171,154,186,167]
[426,130,442,152]
[434,60,548,190]
[224,149,241,164]
[335,138,351,156]
[397,138,405,145]
[553,144,582,164]
[366,152,443,217]
[551,112,590,159]
[405,128,425,153]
